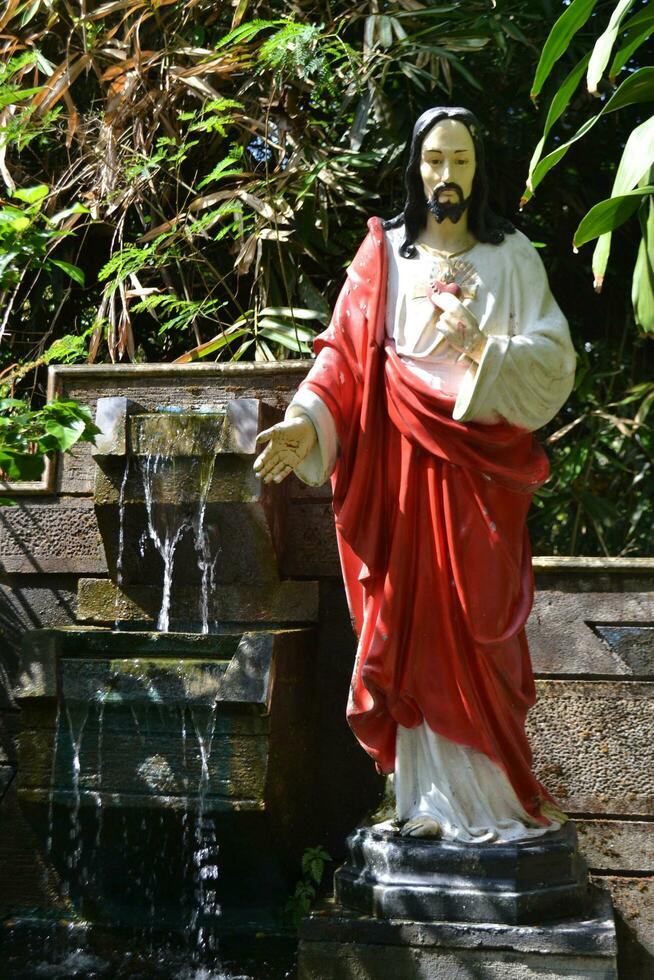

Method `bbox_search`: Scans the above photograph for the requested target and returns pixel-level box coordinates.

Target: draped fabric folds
[299,217,556,824]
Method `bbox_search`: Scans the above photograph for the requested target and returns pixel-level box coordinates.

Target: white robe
[286,224,576,843]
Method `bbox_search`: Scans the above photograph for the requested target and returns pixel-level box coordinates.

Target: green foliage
[526,0,654,327]
[0,0,525,366]
[0,0,652,555]
[531,338,654,557]
[0,185,86,291]
[0,396,99,489]
[285,846,331,929]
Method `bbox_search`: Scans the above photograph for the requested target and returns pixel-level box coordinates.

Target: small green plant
[0,396,99,501]
[285,845,331,929]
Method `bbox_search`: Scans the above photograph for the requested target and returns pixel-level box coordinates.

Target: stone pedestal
[298,888,618,980]
[334,823,588,924]
[298,824,618,980]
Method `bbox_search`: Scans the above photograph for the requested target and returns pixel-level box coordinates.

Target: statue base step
[334,822,589,924]
[297,887,618,980]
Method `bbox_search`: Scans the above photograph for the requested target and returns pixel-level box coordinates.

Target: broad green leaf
[11,183,49,204]
[609,8,654,79]
[20,0,42,28]
[525,52,590,200]
[43,418,85,451]
[49,259,85,285]
[587,0,637,95]
[258,306,324,321]
[531,0,598,101]
[574,186,654,247]
[258,327,313,353]
[0,86,41,110]
[173,326,250,363]
[257,318,315,340]
[49,202,90,224]
[632,197,654,333]
[214,18,282,51]
[592,233,613,293]
[611,114,654,197]
[0,210,30,232]
[527,68,654,196]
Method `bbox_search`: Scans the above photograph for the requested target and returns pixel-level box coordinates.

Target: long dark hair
[383,106,515,258]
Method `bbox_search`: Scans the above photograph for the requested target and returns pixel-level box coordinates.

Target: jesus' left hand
[428,289,485,362]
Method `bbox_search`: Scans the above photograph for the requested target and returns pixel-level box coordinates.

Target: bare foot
[400,816,442,839]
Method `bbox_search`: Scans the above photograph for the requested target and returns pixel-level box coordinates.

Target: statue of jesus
[253,107,576,843]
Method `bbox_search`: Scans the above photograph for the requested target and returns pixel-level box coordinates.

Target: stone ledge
[300,888,616,955]
[76,577,319,626]
[297,889,617,980]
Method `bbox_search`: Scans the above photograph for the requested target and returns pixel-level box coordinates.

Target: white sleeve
[285,388,339,487]
[453,234,576,431]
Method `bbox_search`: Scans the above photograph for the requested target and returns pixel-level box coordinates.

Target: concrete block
[527,591,654,675]
[577,819,654,873]
[297,889,617,980]
[529,680,654,815]
[17,726,269,803]
[0,501,106,574]
[93,396,133,455]
[76,577,319,625]
[282,501,340,578]
[592,875,654,979]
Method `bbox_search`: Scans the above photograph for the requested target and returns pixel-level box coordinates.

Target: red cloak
[298,216,555,823]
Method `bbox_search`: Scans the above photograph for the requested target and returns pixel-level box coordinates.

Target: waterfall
[188,704,220,953]
[114,457,130,630]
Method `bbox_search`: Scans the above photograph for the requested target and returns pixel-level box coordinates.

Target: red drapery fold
[298,217,555,823]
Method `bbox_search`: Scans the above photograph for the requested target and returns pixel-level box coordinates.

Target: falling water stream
[114,458,131,630]
[6,410,298,978]
[139,450,219,634]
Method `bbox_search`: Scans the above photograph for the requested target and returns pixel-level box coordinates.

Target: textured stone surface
[282,501,340,578]
[577,820,654,873]
[0,781,66,915]
[95,498,284,587]
[0,501,106,574]
[592,875,654,979]
[77,577,319,625]
[298,890,617,980]
[94,455,268,505]
[0,576,78,708]
[17,727,269,803]
[298,941,616,979]
[529,681,654,815]
[527,591,654,675]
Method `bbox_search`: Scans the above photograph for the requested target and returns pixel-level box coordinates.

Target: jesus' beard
[426,182,471,224]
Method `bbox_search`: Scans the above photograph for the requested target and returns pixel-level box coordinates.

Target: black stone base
[334,821,589,925]
[298,887,618,980]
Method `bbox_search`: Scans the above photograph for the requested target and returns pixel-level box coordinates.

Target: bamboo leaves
[586,0,636,94]
[526,66,654,200]
[526,0,654,329]
[530,0,598,101]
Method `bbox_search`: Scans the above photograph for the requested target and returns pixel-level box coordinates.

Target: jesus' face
[420,119,476,217]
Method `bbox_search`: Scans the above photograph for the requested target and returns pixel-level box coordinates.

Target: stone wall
[1,363,653,977]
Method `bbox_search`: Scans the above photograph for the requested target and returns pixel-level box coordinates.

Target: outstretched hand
[253,415,317,484]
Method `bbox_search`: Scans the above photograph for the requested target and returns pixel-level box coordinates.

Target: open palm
[253,416,317,484]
